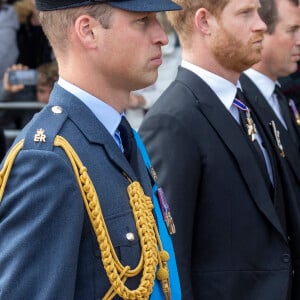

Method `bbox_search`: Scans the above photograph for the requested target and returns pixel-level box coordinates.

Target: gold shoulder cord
[0,136,171,300]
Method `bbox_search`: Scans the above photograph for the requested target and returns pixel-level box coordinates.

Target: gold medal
[288,99,300,126]
[270,120,285,157]
[245,110,257,142]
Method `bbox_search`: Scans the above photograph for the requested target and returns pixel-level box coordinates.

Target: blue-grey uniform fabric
[0,84,174,299]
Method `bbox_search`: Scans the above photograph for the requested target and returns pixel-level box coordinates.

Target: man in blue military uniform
[0,0,181,299]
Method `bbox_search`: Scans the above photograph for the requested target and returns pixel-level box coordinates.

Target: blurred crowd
[0,0,58,156]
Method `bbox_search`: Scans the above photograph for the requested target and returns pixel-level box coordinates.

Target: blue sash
[133,130,181,300]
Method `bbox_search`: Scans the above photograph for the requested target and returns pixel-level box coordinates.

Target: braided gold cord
[0,140,24,202]
[0,136,171,300]
[54,136,170,299]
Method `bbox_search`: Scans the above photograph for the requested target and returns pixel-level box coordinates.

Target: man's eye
[137,17,149,24]
[287,27,299,34]
[240,9,252,15]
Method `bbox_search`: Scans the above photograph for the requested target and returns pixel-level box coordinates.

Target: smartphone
[8,69,38,86]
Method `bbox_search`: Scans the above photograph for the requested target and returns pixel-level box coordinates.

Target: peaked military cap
[36,0,181,12]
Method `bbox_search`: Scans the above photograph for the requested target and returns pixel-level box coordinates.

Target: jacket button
[52,105,63,114]
[282,254,290,263]
[126,232,135,241]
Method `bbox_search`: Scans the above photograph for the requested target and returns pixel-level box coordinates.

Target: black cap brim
[36,0,181,12]
[108,0,181,12]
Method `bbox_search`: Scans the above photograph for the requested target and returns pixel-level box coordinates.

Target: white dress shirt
[58,77,123,149]
[182,60,274,184]
[244,68,287,129]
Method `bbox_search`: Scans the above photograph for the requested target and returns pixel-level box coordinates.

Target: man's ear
[74,15,98,49]
[195,8,213,35]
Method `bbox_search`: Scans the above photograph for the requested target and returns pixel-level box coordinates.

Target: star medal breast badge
[289,98,300,126]
[270,120,285,157]
[245,109,257,142]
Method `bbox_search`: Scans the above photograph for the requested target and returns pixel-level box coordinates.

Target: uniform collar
[243,68,278,102]
[58,77,122,137]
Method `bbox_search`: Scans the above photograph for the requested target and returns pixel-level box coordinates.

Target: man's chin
[247,52,263,68]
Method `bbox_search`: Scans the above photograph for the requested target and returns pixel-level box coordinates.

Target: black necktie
[237,91,287,231]
[274,85,299,145]
[118,116,133,160]
[235,88,273,194]
[118,116,139,172]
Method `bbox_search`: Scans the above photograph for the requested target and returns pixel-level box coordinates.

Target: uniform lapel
[176,68,286,240]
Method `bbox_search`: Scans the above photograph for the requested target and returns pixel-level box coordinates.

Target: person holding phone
[8,69,38,86]
[0,64,41,136]
[0,62,58,147]
[2,62,58,102]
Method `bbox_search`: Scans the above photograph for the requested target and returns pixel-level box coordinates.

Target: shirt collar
[243,68,278,101]
[181,60,237,111]
[58,77,122,136]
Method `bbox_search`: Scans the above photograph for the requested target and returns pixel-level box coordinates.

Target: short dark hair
[37,61,58,88]
[259,0,299,34]
[258,0,278,34]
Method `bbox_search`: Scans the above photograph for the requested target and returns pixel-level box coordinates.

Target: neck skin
[182,47,240,84]
[251,62,277,82]
[30,10,41,26]
[56,49,131,114]
[60,68,130,114]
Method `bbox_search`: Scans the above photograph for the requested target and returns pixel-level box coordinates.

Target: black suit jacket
[240,73,300,185]
[139,67,297,300]
[240,73,300,299]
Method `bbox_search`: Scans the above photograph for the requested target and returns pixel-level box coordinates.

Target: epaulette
[22,105,68,152]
